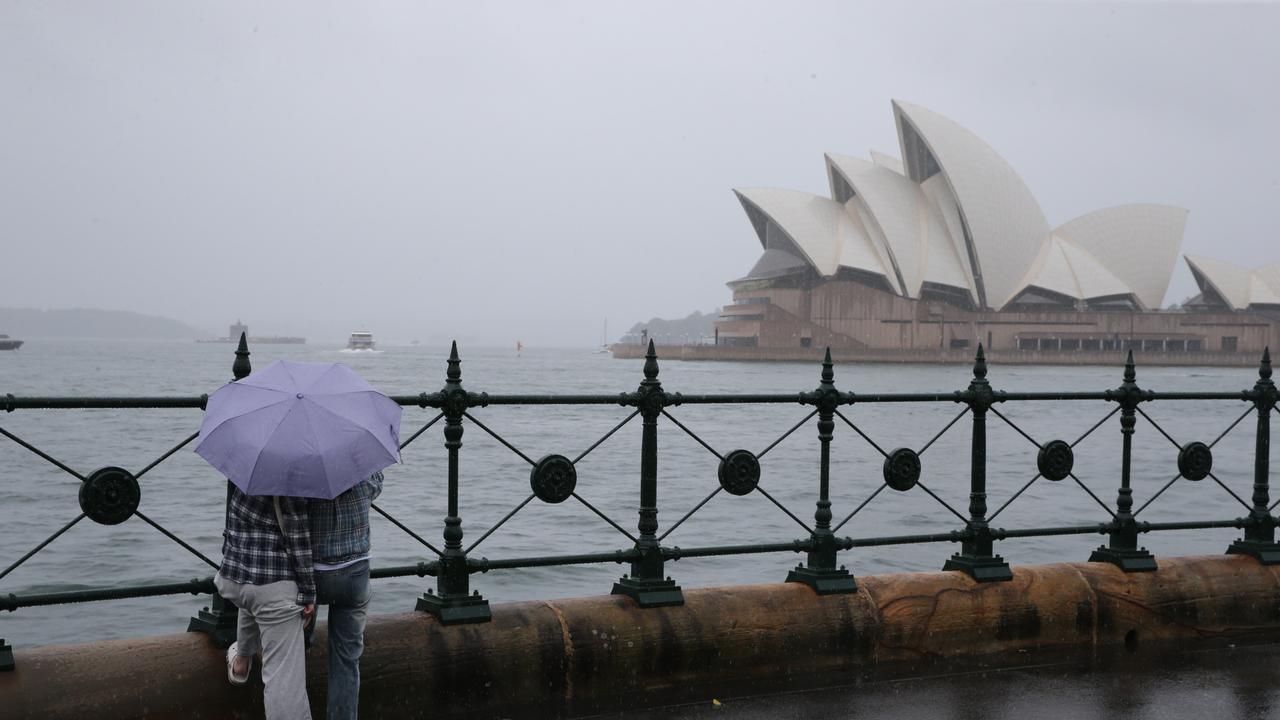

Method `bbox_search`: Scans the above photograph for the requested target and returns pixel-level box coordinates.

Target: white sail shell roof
[733,188,892,282]
[1014,236,1134,304]
[893,100,1050,309]
[825,153,974,301]
[1051,205,1188,309]
[869,151,904,174]
[1185,255,1280,309]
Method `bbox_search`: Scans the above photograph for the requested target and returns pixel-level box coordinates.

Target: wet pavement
[599,643,1280,720]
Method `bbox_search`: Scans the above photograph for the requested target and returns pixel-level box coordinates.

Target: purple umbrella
[195,360,402,499]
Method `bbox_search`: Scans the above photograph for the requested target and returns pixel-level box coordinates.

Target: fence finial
[1123,349,1136,384]
[1262,347,1272,381]
[232,332,251,380]
[643,339,659,382]
[446,341,461,384]
[972,343,987,381]
[821,347,834,386]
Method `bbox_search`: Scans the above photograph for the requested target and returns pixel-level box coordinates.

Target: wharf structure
[703,101,1280,363]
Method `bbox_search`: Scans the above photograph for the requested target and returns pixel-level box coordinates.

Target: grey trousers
[215,573,313,720]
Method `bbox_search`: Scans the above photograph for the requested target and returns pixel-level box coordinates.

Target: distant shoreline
[0,307,204,340]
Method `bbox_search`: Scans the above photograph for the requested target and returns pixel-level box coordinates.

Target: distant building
[715,100,1278,357]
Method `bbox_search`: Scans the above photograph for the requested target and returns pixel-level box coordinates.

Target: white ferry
[346,331,376,351]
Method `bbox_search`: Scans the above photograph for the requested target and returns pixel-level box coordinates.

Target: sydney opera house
[712,100,1279,361]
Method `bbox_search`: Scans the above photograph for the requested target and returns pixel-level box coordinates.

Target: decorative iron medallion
[530,454,577,503]
[79,466,140,525]
[718,449,761,496]
[1037,440,1074,482]
[1177,441,1213,481]
[883,448,921,492]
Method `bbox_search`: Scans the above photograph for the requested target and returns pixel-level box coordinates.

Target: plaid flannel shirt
[219,485,316,605]
[309,472,384,568]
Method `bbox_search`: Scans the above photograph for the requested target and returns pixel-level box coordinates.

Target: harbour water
[0,339,1267,647]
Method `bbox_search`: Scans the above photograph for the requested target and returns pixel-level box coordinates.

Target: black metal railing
[2,335,1278,668]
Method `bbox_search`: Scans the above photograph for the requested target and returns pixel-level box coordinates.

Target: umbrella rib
[306,362,348,393]
[241,399,306,495]
[298,399,336,497]
[279,360,303,392]
[301,391,398,438]
[302,395,401,465]
[196,394,294,451]
[229,382,290,394]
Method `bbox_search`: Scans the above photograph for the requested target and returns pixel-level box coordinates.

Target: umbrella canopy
[195,360,402,499]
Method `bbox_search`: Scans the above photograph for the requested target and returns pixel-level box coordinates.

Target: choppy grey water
[0,340,1267,647]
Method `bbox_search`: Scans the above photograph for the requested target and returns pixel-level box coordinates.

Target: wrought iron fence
[2,335,1278,670]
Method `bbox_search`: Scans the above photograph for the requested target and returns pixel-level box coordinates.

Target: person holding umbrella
[214,480,317,719]
[197,360,403,720]
[306,469,383,720]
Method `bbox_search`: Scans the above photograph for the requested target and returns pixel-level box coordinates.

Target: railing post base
[785,564,856,594]
[1088,546,1157,572]
[942,553,1012,582]
[416,590,492,625]
[0,638,13,672]
[612,576,684,608]
[1226,539,1280,565]
[186,594,239,647]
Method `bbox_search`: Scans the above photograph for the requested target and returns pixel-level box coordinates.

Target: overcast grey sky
[2,1,1278,346]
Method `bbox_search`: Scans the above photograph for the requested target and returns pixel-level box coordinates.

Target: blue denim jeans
[310,560,370,720]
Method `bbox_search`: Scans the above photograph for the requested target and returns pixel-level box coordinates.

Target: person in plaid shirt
[215,485,316,720]
[306,471,383,720]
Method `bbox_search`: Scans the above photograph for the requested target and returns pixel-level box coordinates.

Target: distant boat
[0,334,23,351]
[593,318,611,354]
[346,330,376,351]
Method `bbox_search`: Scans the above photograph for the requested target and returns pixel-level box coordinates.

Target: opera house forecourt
[623,100,1280,365]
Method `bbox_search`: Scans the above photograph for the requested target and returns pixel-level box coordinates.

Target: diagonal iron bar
[463,412,537,466]
[400,413,445,451]
[756,409,817,459]
[989,407,1042,449]
[988,473,1042,522]
[466,493,537,554]
[1208,406,1254,449]
[0,426,86,481]
[1071,406,1121,448]
[833,410,888,458]
[917,407,970,456]
[755,485,813,533]
[1135,407,1183,451]
[133,510,219,569]
[571,409,640,465]
[1071,473,1118,518]
[571,492,638,543]
[1207,471,1253,512]
[133,432,199,480]
[832,483,886,533]
[659,486,724,541]
[1132,472,1182,517]
[915,480,969,523]
[660,410,725,461]
[372,503,443,556]
[0,513,87,581]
